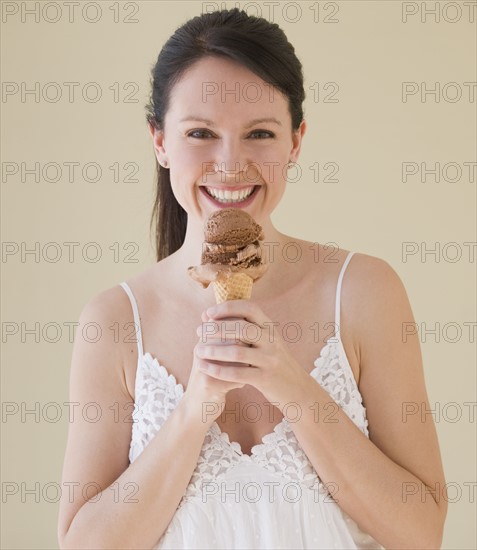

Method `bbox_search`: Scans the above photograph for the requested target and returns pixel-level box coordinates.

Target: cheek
[170,145,205,168]
[252,149,289,186]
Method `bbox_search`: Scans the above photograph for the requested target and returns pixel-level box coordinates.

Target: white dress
[120,251,384,549]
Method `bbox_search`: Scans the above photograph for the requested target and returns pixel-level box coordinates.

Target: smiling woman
[57,7,447,550]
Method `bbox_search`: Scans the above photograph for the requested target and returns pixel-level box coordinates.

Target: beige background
[2,1,476,548]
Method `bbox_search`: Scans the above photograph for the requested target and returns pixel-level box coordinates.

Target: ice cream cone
[213,272,253,303]
[187,209,268,301]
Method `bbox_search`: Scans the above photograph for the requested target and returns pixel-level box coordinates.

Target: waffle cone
[213,272,253,303]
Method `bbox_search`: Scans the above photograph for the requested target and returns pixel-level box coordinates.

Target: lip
[199,185,261,209]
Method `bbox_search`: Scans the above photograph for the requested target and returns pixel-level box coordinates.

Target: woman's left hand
[195,300,309,407]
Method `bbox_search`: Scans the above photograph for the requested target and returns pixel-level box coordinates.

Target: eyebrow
[178,116,282,129]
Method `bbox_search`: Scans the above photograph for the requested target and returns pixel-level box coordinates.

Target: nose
[213,137,250,183]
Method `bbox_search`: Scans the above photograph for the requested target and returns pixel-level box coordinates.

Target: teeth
[204,186,255,203]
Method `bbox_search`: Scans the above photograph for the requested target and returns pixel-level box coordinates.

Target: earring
[287,161,294,169]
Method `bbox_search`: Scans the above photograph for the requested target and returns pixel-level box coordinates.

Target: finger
[205,300,271,329]
[197,320,265,347]
[196,343,262,367]
[198,361,260,385]
[196,320,221,343]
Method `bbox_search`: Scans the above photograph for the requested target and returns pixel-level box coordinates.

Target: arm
[283,255,448,549]
[57,287,210,550]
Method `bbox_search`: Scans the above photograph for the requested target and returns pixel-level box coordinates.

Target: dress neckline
[138,335,356,459]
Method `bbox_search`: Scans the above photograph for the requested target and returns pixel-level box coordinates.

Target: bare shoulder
[76,283,137,399]
[340,251,412,363]
[342,251,407,305]
[343,250,402,290]
[83,281,135,314]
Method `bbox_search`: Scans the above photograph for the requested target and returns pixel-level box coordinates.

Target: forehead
[166,56,290,123]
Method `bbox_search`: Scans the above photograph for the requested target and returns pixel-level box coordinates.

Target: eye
[187,129,215,139]
[249,130,275,139]
[186,128,275,139]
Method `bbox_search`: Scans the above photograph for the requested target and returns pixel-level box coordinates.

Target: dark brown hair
[145,8,305,262]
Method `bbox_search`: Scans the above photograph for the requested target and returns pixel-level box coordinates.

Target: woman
[57,8,447,549]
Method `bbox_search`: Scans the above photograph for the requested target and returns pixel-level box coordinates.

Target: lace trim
[129,340,370,508]
[311,339,369,437]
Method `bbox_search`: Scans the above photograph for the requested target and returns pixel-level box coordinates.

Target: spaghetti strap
[334,251,355,341]
[119,281,144,359]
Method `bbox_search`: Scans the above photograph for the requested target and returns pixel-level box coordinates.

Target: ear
[148,123,167,161]
[289,119,307,164]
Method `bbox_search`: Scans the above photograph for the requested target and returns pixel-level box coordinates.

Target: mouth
[199,185,261,207]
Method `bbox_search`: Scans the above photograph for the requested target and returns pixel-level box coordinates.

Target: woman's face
[150,55,306,226]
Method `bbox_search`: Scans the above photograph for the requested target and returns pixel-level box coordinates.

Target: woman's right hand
[183,313,246,427]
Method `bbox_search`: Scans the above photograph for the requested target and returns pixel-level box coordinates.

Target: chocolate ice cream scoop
[187,208,269,292]
[204,208,264,245]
